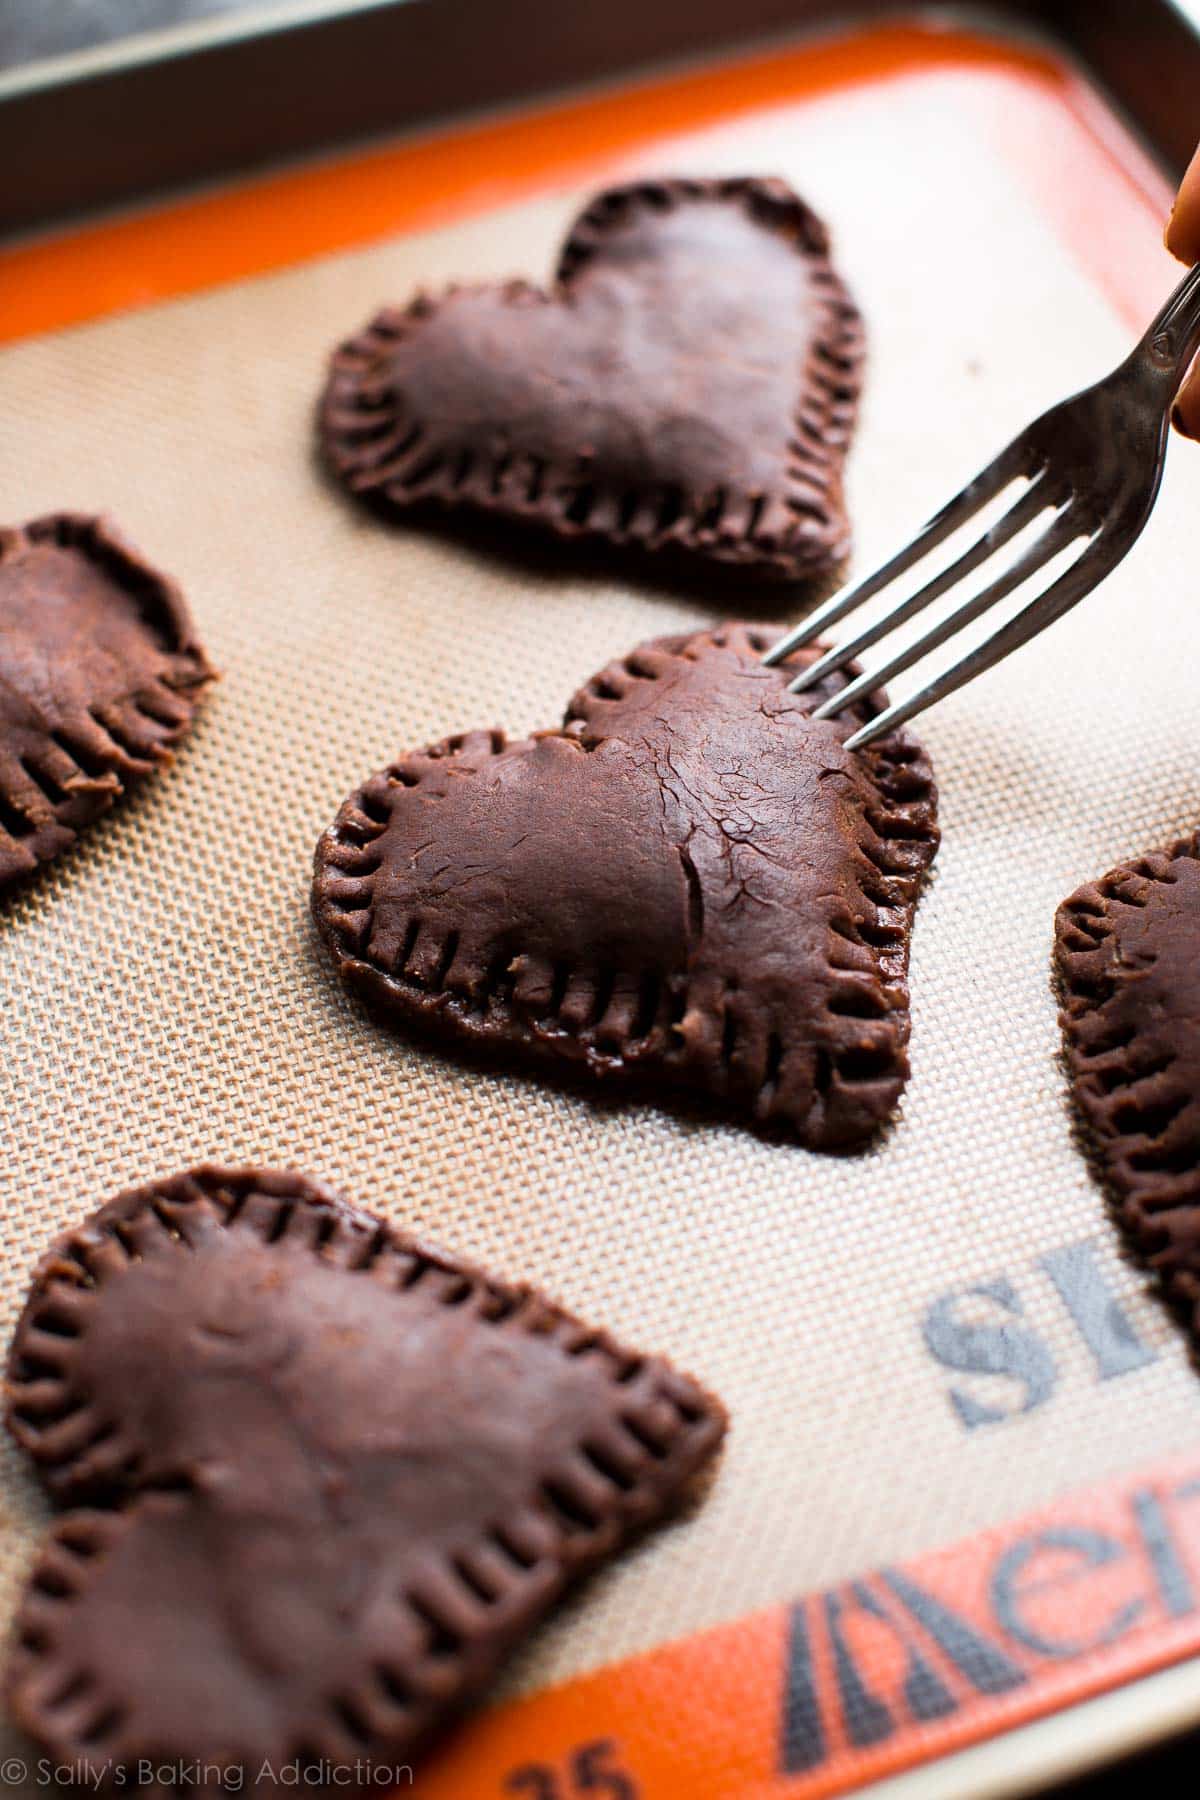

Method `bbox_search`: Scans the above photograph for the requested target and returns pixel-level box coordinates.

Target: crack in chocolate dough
[313,623,939,1148]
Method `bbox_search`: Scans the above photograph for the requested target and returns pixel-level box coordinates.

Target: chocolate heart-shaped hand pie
[0,514,213,892]
[320,177,862,585]
[6,1167,724,1781]
[314,624,939,1148]
[1057,837,1200,1325]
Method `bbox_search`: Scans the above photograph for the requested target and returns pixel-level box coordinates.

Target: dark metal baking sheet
[0,0,294,71]
[2,0,1200,237]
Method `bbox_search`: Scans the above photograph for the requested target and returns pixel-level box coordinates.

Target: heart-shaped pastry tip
[6,1167,725,1781]
[0,514,214,893]
[320,177,862,585]
[314,623,939,1148]
[1056,836,1200,1316]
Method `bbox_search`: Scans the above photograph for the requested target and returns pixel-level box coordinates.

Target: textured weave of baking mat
[1,22,1198,1792]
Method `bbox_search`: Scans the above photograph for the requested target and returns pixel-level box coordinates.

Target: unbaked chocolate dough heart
[320,177,862,585]
[313,623,939,1148]
[1057,837,1200,1322]
[6,1167,725,1782]
[0,513,213,892]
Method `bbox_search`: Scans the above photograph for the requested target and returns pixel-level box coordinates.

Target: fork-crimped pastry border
[0,513,214,891]
[313,624,938,1147]
[319,177,863,584]
[7,1166,725,1780]
[1056,836,1200,1320]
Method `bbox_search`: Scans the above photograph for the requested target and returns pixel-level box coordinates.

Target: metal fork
[764,261,1200,749]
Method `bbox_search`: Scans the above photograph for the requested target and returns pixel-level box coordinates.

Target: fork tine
[762,438,1037,667]
[787,476,1055,696]
[842,531,1122,752]
[812,507,1084,724]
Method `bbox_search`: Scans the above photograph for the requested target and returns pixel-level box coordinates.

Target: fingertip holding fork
[766,260,1200,750]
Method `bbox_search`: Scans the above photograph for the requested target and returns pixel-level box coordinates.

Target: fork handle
[1138,260,1200,390]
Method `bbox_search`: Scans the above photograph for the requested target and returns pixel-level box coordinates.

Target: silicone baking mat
[1,19,1197,1798]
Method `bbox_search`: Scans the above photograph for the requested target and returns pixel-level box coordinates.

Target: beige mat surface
[1,58,1198,1772]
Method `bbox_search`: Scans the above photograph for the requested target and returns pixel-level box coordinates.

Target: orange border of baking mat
[0,18,1174,348]
[417,1446,1200,1798]
[3,18,1189,1796]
